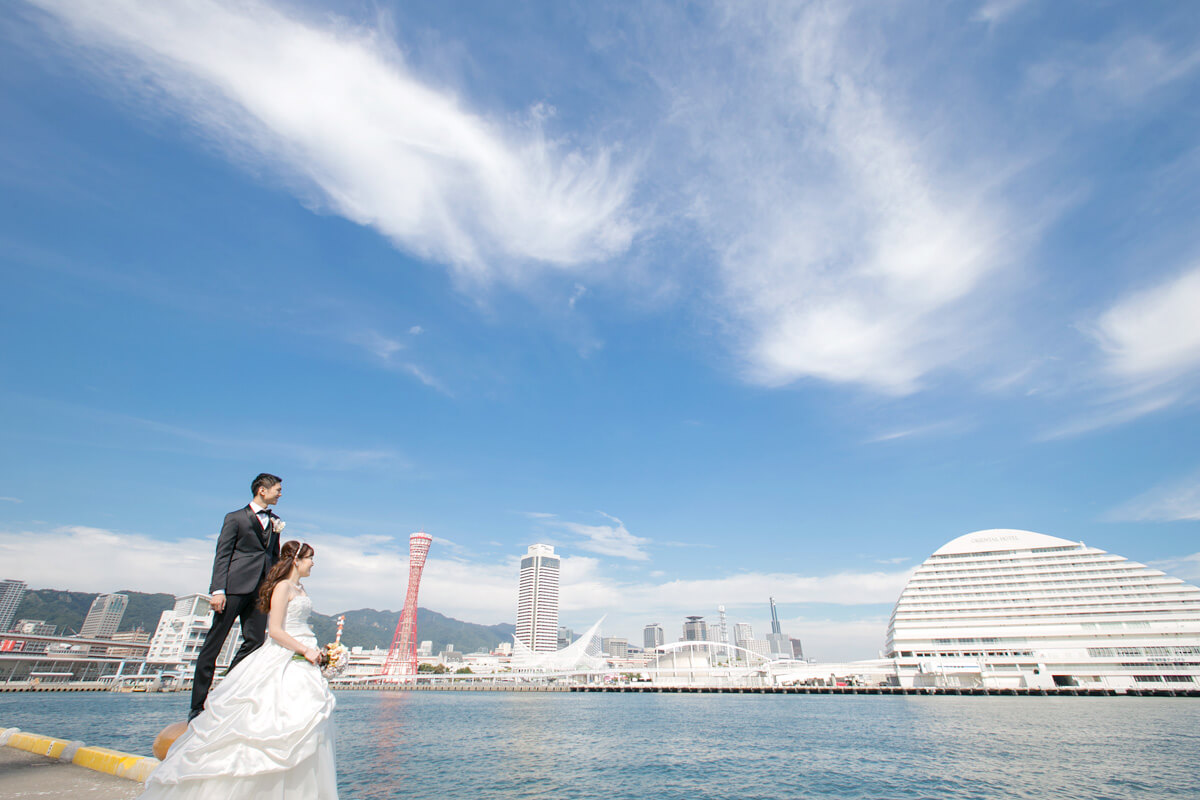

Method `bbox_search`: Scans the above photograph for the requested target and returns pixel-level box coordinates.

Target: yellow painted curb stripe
[73,745,160,782]
[1,726,159,782]
[5,731,71,759]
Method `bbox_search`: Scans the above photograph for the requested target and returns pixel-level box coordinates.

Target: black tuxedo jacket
[209,505,282,596]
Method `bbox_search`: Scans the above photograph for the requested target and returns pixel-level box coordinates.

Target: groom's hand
[210,594,226,613]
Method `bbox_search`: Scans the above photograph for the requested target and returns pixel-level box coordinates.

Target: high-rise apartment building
[80,593,128,639]
[643,623,665,651]
[516,544,560,652]
[0,579,27,632]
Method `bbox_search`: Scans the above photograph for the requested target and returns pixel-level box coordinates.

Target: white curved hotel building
[886,529,1200,690]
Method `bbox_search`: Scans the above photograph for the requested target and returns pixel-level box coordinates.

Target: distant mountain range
[12,588,514,654]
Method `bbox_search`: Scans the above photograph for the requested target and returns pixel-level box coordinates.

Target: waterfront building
[717,606,729,648]
[146,594,242,677]
[12,620,55,636]
[340,646,389,680]
[107,629,150,658]
[733,623,753,649]
[516,544,560,652]
[682,615,708,642]
[0,579,27,632]
[887,529,1200,690]
[0,628,151,684]
[644,623,665,651]
[417,640,433,657]
[602,637,629,659]
[80,593,128,639]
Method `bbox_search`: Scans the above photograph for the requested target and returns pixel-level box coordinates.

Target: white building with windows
[515,544,560,653]
[146,594,242,677]
[886,529,1200,690]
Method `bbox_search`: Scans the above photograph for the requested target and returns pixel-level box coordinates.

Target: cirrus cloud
[27,0,639,280]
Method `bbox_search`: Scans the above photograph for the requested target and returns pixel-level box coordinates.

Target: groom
[189,473,283,721]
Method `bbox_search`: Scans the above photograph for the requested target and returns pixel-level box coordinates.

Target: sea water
[2,691,1198,799]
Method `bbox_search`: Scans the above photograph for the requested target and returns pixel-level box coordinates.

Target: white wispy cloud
[1027,34,1200,107]
[1037,393,1180,441]
[0,497,21,503]
[18,396,406,472]
[864,419,967,444]
[1090,265,1200,389]
[1041,263,1200,438]
[1107,470,1200,522]
[975,0,1031,25]
[29,0,639,280]
[666,2,1021,395]
[532,511,651,561]
[1148,553,1200,582]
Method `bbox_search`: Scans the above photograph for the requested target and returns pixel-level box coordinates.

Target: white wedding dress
[140,591,338,799]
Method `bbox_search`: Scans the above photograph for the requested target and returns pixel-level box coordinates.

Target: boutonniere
[272,518,286,534]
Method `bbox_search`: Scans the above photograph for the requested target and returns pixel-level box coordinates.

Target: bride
[140,541,338,799]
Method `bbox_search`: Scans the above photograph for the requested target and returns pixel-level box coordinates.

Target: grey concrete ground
[0,747,143,799]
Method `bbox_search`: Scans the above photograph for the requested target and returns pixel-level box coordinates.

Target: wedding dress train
[139,592,338,799]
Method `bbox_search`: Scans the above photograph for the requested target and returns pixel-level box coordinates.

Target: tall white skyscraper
[733,622,753,649]
[516,544,560,652]
[0,579,27,632]
[80,593,128,639]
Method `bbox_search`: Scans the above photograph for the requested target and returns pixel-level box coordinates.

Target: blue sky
[2,0,1199,660]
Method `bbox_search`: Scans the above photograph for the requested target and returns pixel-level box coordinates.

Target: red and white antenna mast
[380,531,434,681]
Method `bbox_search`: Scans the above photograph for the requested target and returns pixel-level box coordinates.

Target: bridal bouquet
[293,642,349,678]
[319,642,349,679]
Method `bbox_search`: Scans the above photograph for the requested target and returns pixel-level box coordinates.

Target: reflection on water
[2,691,1198,799]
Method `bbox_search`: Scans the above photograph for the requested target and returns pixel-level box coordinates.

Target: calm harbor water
[2,691,1198,799]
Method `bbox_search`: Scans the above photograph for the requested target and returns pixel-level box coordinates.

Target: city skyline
[2,2,1200,661]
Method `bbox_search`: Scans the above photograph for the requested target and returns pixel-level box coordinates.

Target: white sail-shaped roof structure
[509,616,607,673]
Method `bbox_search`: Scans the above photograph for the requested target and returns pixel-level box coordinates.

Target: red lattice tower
[380,531,434,680]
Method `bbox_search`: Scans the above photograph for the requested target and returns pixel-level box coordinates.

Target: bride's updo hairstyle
[257,540,315,612]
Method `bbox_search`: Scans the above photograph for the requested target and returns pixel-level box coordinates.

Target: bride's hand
[303,647,321,664]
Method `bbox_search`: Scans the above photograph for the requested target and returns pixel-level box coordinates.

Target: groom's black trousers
[190,591,268,716]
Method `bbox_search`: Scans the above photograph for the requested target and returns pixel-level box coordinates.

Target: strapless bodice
[285,592,315,639]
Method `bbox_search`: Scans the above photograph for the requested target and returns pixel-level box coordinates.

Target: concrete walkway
[0,746,142,799]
